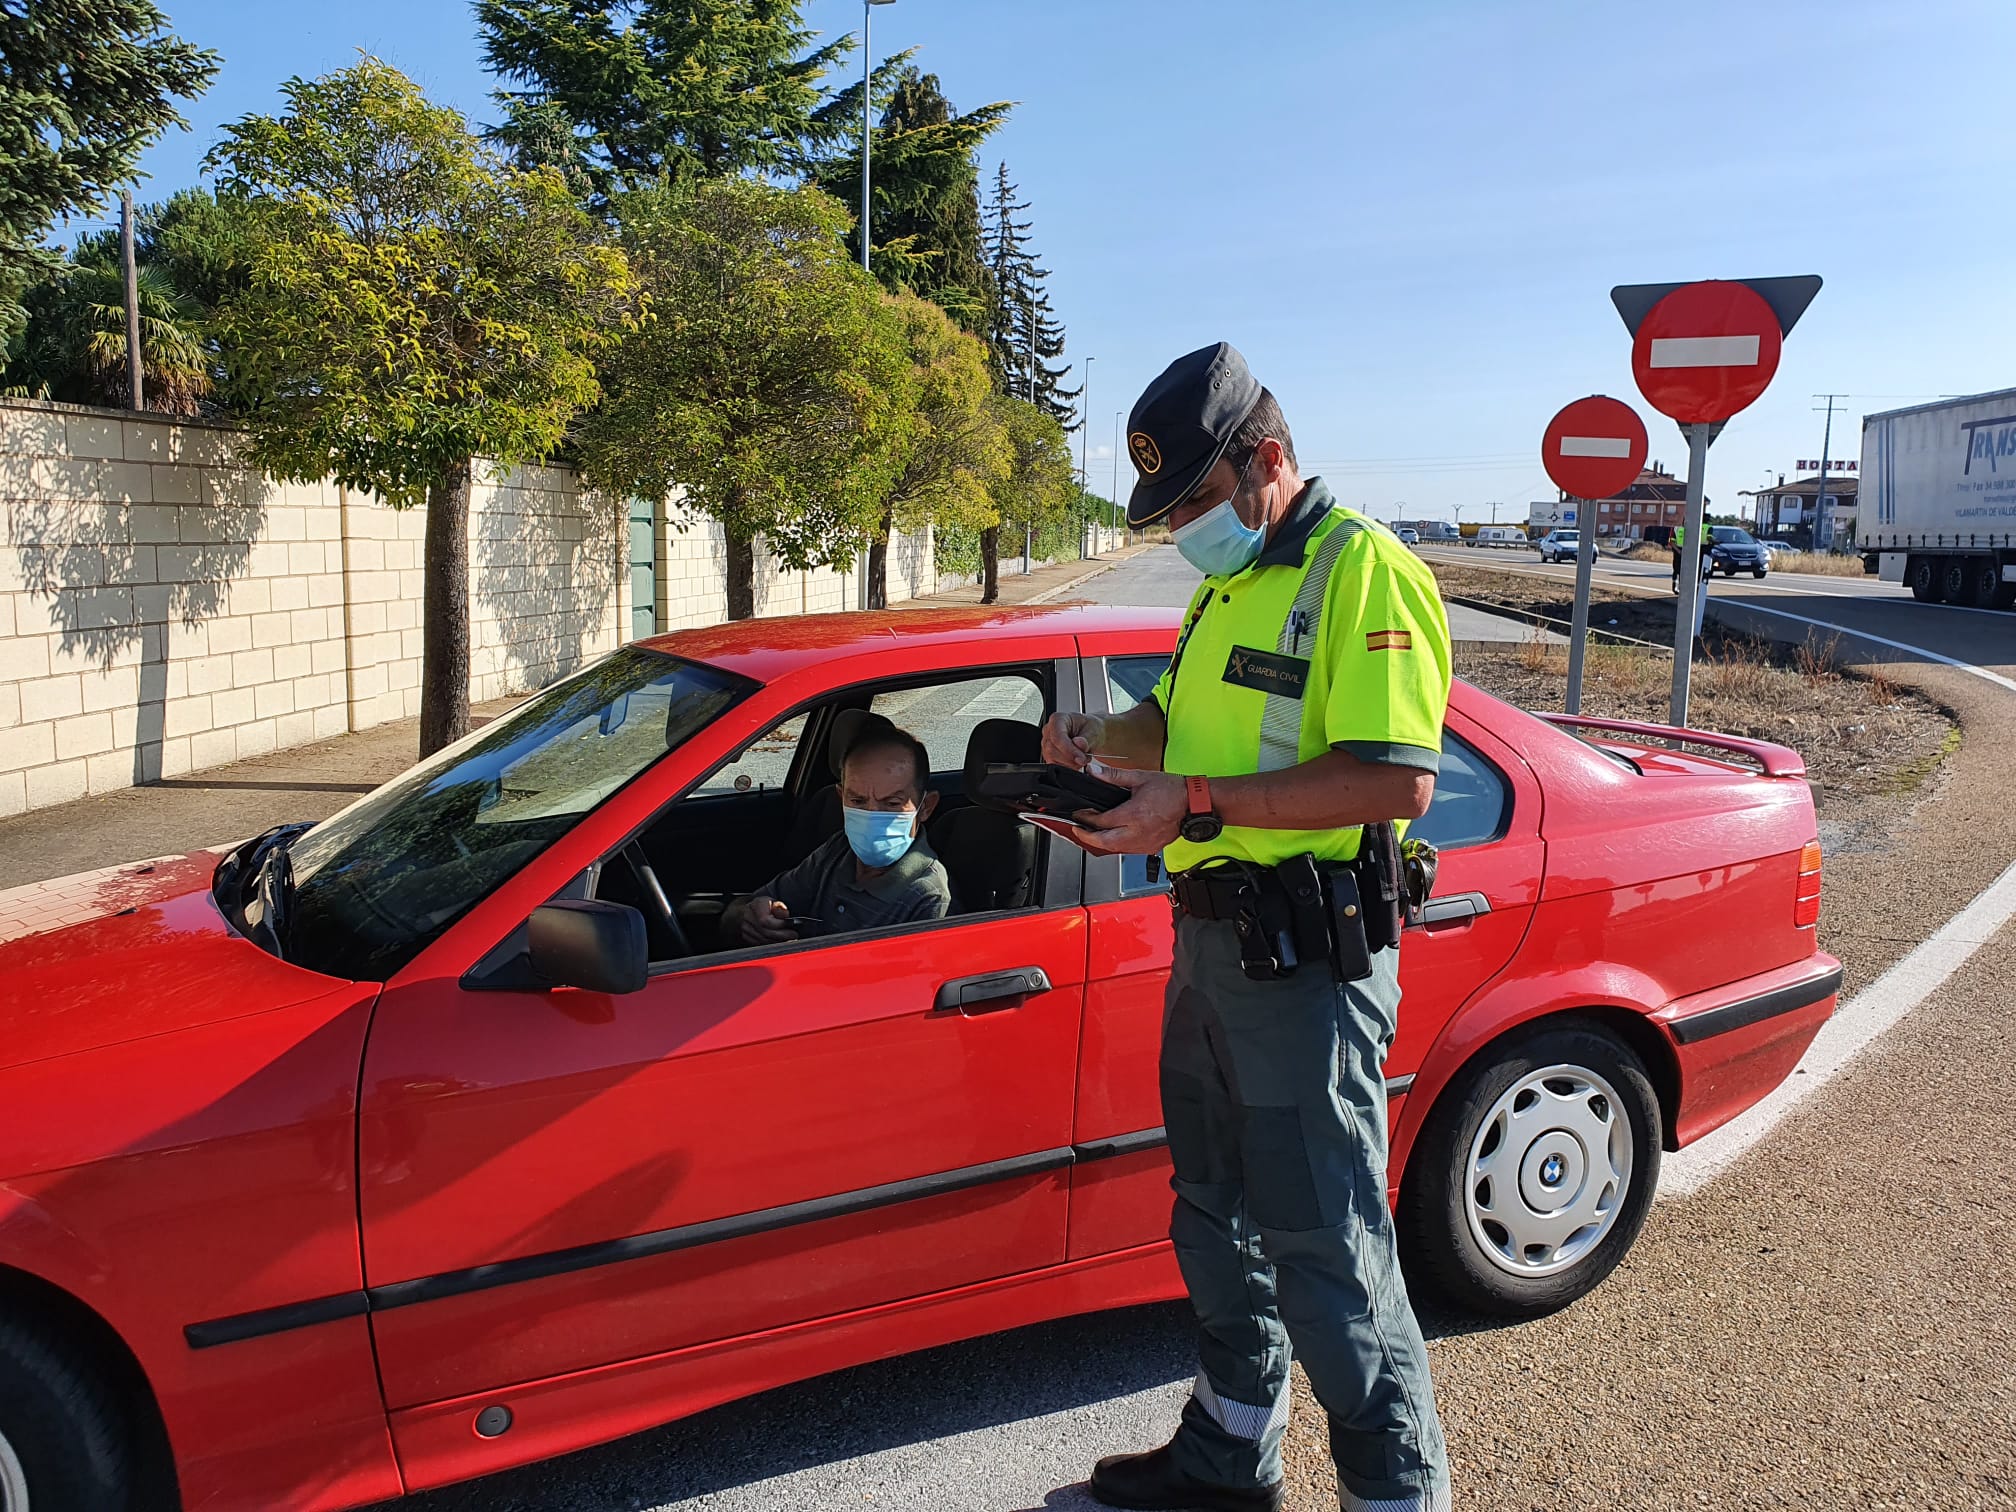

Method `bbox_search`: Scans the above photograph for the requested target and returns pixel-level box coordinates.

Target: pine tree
[811,65,1006,334]
[476,0,854,200]
[983,163,1075,424]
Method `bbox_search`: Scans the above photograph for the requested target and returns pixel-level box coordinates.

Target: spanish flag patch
[1366,630,1413,652]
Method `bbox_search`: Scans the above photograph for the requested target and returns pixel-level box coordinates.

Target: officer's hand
[740,897,799,946]
[1073,767,1185,856]
[1042,711,1106,771]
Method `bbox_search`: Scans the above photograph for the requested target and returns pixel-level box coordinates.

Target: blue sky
[113,0,2016,522]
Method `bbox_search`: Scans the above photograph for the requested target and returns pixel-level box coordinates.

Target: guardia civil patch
[1221,645,1310,697]
[1366,630,1413,652]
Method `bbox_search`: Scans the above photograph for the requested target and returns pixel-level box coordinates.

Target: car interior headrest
[827,707,896,781]
[963,718,1044,812]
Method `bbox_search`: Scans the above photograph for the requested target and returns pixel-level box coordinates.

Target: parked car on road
[1759,539,1795,559]
[1534,529,1582,564]
[0,605,1841,1512]
[1709,526,1771,578]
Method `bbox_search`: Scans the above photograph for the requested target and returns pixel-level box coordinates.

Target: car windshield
[269,648,750,981]
[1712,528,1756,544]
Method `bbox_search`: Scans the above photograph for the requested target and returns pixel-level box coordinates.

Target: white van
[1468,526,1527,549]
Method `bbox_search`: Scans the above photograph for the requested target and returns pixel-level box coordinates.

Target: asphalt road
[1416,544,2016,682]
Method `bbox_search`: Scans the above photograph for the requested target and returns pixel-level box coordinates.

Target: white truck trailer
[1863,387,2016,606]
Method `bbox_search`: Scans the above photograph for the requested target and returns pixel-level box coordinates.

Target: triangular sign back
[1611,275,1822,339]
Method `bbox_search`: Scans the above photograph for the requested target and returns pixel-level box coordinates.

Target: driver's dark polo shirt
[756,832,952,938]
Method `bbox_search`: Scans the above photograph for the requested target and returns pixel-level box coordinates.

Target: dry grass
[1795,630,1843,683]
[1775,551,1868,577]
[1624,544,1670,562]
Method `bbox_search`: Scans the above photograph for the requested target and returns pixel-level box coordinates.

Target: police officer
[1046,343,1452,1512]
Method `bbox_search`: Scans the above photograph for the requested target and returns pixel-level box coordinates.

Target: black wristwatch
[1180,775,1223,844]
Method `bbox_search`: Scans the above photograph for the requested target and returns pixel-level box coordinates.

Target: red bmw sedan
[0,605,1838,1512]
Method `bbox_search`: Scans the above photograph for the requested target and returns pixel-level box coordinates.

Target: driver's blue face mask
[842,806,918,868]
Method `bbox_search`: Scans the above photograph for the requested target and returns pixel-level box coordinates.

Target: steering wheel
[621,842,692,959]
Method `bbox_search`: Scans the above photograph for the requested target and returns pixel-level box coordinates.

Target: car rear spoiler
[1536,713,1807,779]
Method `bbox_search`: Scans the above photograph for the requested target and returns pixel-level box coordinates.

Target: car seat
[784,707,895,864]
[931,718,1043,913]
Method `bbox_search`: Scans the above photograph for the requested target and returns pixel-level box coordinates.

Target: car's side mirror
[527,900,648,995]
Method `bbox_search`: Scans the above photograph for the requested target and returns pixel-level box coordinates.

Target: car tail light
[1794,840,1822,929]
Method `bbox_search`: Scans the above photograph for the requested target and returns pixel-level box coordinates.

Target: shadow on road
[396,1303,1198,1511]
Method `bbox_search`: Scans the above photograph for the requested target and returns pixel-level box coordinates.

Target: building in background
[1553,462,1690,542]
[1744,472,1860,547]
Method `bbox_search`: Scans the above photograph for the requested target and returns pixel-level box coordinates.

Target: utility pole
[121,189,143,411]
[1112,409,1123,541]
[1812,394,1846,553]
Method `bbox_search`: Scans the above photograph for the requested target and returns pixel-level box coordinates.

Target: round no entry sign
[1630,280,1784,424]
[1542,396,1648,500]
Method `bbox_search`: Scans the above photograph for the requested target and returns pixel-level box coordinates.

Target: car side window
[691,712,811,796]
[1108,657,1173,892]
[1108,654,1168,715]
[870,674,1044,776]
[1411,732,1509,851]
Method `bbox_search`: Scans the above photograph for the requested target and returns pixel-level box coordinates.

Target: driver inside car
[723,725,952,946]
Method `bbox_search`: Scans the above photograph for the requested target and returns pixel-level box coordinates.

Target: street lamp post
[860,0,895,274]
[856,0,894,608]
[1112,408,1124,542]
[1079,357,1095,558]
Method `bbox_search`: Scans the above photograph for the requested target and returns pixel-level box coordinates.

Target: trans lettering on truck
[1961,414,2016,477]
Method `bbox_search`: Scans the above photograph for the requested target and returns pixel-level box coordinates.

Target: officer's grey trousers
[1160,913,1451,1511]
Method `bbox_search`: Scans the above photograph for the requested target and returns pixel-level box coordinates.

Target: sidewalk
[0,546,1154,891]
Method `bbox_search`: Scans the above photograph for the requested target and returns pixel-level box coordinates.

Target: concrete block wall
[2,401,627,818]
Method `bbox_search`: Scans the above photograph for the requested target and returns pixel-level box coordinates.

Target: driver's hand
[1042,711,1106,771]
[740,896,799,946]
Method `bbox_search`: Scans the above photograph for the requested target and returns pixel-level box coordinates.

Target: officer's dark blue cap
[1125,342,1265,528]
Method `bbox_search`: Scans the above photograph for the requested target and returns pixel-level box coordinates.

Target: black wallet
[973,762,1130,819]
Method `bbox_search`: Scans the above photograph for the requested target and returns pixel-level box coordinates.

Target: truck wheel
[1399,1022,1662,1319]
[1909,555,1943,603]
[1941,558,1969,602]
[1967,558,2002,609]
[0,1312,133,1512]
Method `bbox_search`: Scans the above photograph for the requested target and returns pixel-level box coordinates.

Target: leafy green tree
[981,396,1074,602]
[207,59,637,755]
[477,0,853,201]
[811,66,1008,333]
[484,97,598,202]
[865,292,1008,608]
[984,162,1074,422]
[579,177,911,622]
[0,0,217,351]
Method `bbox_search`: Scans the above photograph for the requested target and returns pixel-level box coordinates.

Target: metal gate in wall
[628,498,656,641]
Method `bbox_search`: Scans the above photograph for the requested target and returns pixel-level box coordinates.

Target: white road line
[1700,598,2016,696]
[1649,334,1760,367]
[1661,857,2016,1197]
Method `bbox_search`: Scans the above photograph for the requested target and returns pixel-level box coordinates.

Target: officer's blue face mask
[842,805,918,869]
[1172,455,1264,577]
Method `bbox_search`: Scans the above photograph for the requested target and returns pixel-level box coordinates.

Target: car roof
[638,603,1181,683]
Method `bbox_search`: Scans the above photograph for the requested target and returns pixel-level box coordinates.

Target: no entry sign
[1542,396,1648,500]
[1628,280,1784,424]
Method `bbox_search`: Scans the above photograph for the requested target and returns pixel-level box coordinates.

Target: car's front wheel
[1400,1022,1662,1318]
[0,1313,133,1512]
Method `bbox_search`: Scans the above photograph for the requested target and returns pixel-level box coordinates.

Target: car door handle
[1414,892,1491,930]
[933,967,1053,1015]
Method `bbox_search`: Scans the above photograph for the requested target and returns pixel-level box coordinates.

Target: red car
[0,605,1839,1512]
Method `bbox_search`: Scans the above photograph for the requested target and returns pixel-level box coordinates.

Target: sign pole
[1670,421,1713,727]
[1565,506,1597,715]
